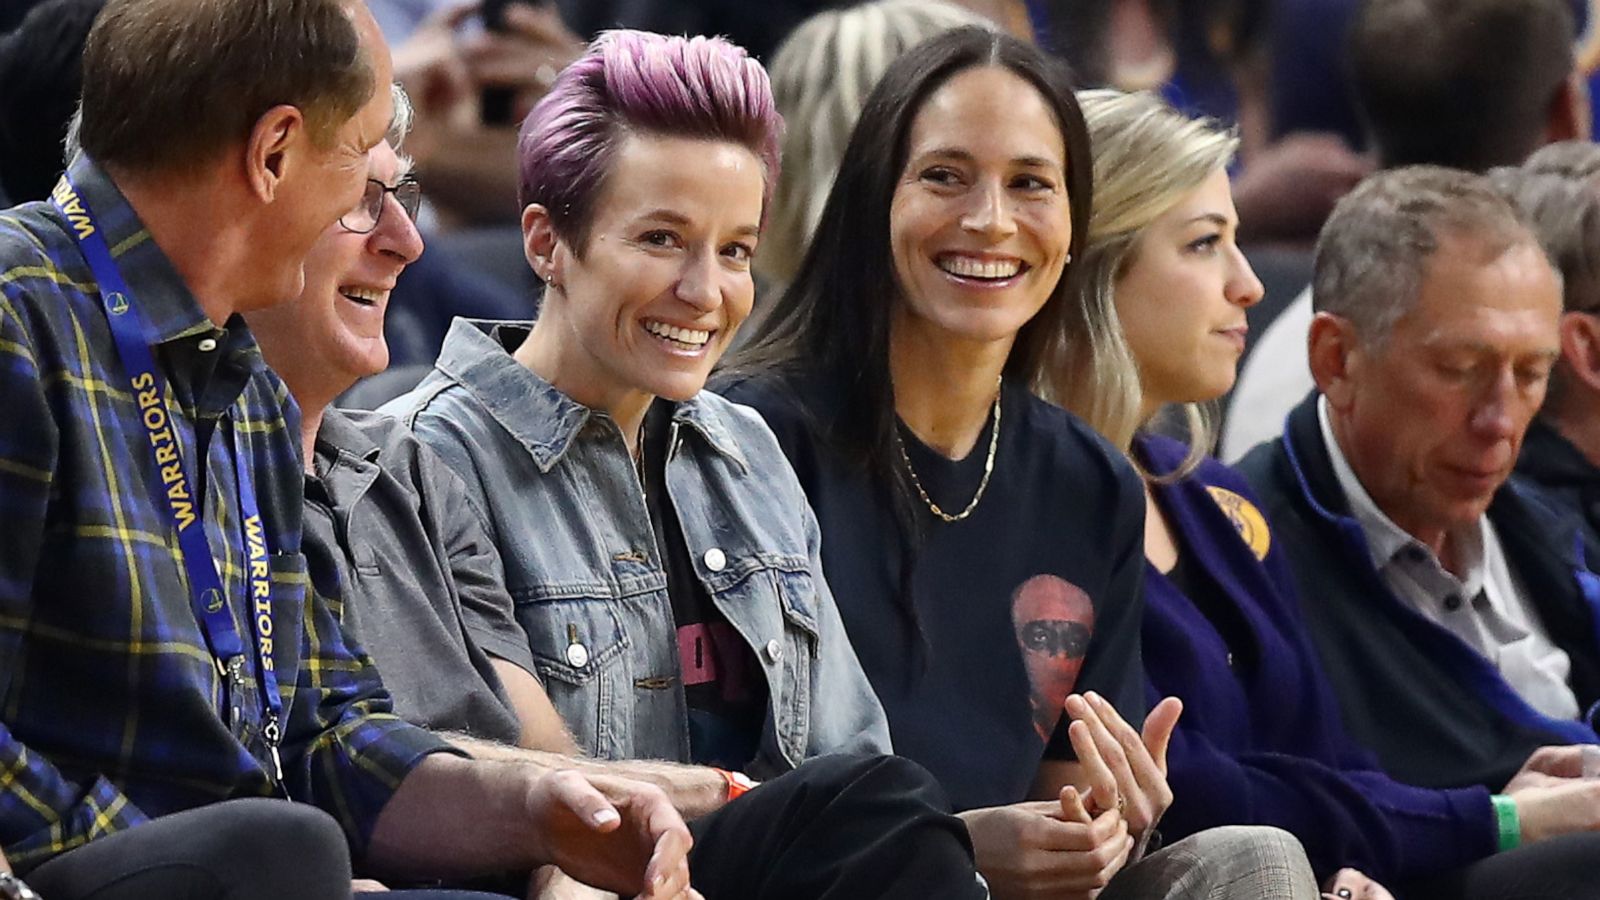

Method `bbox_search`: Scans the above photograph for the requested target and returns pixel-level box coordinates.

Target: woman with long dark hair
[720,26,1316,900]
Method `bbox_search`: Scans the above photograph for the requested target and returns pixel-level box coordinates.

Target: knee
[787,754,965,844]
[802,753,949,802]
[198,799,351,886]
[1164,825,1318,896]
[1195,824,1309,864]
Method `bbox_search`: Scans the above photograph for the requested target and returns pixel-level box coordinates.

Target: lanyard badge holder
[51,175,284,784]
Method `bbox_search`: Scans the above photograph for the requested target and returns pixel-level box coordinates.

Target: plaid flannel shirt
[0,158,451,873]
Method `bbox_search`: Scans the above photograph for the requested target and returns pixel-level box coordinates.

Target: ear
[1559,311,1600,397]
[522,203,565,286]
[1308,311,1364,410]
[1547,71,1591,144]
[244,104,309,204]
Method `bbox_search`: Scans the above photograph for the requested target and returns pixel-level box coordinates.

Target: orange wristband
[714,768,757,801]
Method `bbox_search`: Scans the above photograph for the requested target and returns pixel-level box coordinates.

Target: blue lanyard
[50,175,284,781]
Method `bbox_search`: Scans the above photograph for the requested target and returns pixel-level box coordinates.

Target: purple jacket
[1137,434,1494,883]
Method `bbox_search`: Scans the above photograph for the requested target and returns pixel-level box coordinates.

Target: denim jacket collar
[434,317,749,474]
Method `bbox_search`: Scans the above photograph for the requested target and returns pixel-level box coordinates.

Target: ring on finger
[1336,888,1353,899]
[1115,793,1126,814]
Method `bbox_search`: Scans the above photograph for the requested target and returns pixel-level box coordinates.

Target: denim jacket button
[703,548,727,572]
[764,638,783,663]
[566,642,590,668]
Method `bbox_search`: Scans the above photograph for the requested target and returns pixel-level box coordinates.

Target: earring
[1065,253,1073,264]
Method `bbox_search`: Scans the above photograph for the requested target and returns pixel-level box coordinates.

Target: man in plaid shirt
[0,2,693,898]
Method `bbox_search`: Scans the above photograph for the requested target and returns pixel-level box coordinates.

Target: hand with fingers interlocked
[958,785,1133,900]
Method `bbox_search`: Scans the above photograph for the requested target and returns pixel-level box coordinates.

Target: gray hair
[1522,140,1600,182]
[757,0,994,287]
[1489,164,1600,408]
[388,81,414,173]
[1049,89,1238,472]
[1312,165,1540,345]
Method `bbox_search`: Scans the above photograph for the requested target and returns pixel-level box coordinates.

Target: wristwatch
[0,873,40,900]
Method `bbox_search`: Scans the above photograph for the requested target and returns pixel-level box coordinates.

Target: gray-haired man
[1239,165,1600,896]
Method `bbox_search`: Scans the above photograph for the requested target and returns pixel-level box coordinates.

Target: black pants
[26,756,982,900]
[24,798,502,900]
[688,753,987,900]
[1399,831,1600,900]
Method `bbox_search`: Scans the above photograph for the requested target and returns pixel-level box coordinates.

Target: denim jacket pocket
[772,567,822,641]
[513,590,630,758]
[717,564,821,772]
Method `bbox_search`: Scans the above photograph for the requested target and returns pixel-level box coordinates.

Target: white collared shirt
[1318,398,1580,720]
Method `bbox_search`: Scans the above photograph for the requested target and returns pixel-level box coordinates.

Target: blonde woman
[1059,88,1600,900]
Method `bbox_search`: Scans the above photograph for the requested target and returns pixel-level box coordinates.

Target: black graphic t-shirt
[640,401,764,770]
[719,370,1147,811]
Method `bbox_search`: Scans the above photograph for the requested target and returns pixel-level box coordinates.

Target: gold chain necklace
[896,379,1002,524]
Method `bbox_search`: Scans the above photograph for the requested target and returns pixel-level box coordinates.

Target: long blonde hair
[1044,89,1238,476]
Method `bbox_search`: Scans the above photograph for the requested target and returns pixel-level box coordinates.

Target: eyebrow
[1427,340,1562,362]
[916,147,1062,169]
[638,209,762,238]
[639,209,692,225]
[1185,212,1234,227]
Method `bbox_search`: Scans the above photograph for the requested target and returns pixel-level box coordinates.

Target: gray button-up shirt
[304,407,536,746]
[383,319,891,776]
[1318,397,1579,720]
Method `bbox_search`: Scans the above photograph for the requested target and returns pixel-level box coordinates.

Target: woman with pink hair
[387,30,991,899]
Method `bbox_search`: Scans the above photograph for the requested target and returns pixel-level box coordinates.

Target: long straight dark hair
[728,26,1092,454]
[722,26,1093,627]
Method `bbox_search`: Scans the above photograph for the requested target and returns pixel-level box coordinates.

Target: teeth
[938,256,1021,280]
[643,320,710,347]
[342,287,386,306]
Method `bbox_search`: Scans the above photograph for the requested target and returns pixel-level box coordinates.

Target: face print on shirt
[1011,574,1095,742]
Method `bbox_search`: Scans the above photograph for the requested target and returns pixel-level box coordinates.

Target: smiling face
[888,65,1072,353]
[1114,167,1264,411]
[529,133,764,411]
[249,140,424,407]
[1327,236,1562,538]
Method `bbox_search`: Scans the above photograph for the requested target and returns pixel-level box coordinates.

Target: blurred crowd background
[5,0,1600,418]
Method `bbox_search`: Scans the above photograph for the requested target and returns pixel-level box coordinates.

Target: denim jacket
[384,319,891,776]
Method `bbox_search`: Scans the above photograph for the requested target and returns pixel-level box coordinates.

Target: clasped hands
[526,769,701,900]
[962,693,1182,899]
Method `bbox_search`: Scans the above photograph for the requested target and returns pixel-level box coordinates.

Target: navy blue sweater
[1138,434,1494,883]
[1237,394,1600,797]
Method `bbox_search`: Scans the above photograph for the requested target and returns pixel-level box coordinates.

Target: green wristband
[1491,794,1521,852]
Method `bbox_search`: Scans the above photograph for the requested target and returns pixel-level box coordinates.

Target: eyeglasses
[339,176,423,234]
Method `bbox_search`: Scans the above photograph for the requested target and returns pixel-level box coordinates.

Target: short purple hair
[518,30,783,250]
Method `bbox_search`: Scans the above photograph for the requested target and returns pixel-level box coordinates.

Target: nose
[960,179,1017,240]
[1468,371,1520,442]
[370,192,424,266]
[675,247,722,312]
[1228,247,1265,308]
